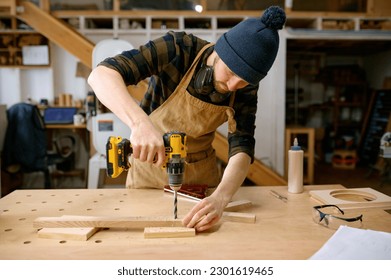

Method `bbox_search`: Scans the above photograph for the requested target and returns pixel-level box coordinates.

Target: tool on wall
[106,131,187,219]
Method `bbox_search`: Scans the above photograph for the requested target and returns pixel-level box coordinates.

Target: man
[88,6,286,232]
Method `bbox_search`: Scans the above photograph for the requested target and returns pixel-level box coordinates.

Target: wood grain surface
[1,186,390,260]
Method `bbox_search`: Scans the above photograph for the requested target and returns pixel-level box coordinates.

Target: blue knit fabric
[215,6,286,85]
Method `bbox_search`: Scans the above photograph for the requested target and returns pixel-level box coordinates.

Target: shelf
[52,10,391,35]
[0,15,50,67]
[152,18,179,30]
[216,17,244,29]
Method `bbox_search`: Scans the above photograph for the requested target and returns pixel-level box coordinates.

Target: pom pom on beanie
[215,6,286,85]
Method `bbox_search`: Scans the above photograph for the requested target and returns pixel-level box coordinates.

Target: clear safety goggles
[312,204,363,230]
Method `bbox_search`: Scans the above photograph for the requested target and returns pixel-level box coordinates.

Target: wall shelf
[0,15,50,67]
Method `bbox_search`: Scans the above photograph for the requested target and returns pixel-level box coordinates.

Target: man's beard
[214,80,230,95]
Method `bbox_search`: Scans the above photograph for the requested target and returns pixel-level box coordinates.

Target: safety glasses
[312,204,363,230]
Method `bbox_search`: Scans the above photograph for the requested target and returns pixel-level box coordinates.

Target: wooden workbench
[0,185,390,260]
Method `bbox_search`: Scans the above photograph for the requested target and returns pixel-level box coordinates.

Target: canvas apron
[127,43,237,189]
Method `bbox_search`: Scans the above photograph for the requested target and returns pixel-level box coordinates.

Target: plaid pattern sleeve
[98,31,258,162]
[229,85,258,163]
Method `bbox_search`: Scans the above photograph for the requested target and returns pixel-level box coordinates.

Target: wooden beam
[33,215,183,229]
[0,0,16,15]
[17,1,94,67]
[113,0,120,11]
[40,0,50,12]
[144,227,195,238]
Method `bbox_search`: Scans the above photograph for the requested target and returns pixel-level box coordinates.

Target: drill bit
[170,184,181,219]
[173,189,178,219]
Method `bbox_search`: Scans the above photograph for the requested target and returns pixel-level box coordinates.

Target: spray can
[288,137,304,193]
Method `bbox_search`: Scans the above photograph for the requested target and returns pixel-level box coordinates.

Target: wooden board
[38,227,99,241]
[309,188,391,209]
[33,215,183,229]
[144,227,195,239]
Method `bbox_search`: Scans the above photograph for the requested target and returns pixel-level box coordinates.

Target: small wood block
[38,227,99,241]
[224,200,252,212]
[222,212,256,224]
[144,227,195,239]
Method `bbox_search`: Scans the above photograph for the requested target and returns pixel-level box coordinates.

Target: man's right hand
[129,119,166,167]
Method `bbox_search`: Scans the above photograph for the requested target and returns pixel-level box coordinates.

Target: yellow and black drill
[106,131,187,219]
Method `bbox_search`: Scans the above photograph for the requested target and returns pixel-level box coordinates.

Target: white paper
[22,45,49,65]
[310,226,391,260]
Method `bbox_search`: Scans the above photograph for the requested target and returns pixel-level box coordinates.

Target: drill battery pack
[106,136,132,178]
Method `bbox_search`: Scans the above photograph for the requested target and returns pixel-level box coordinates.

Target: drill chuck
[166,159,185,191]
[163,132,187,192]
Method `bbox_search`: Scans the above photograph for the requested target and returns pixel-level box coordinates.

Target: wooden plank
[0,0,16,15]
[33,215,183,229]
[222,212,256,224]
[38,227,99,241]
[367,0,391,16]
[224,200,252,212]
[309,188,391,209]
[144,227,195,239]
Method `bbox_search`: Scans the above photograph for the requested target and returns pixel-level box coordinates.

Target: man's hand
[130,119,166,167]
[182,153,252,232]
[182,193,227,232]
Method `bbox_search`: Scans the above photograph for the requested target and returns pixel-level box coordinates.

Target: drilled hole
[4,228,12,232]
[58,208,65,211]
[31,209,37,212]
[95,240,102,243]
[86,208,92,211]
[59,240,67,244]
[41,201,47,204]
[23,241,31,244]
[67,201,73,203]
[16,201,21,204]
[19,218,26,221]
[114,208,120,211]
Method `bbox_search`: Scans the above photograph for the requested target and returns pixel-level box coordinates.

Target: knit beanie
[215,6,286,85]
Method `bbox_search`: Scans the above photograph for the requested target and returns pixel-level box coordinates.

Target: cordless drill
[106,131,187,219]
